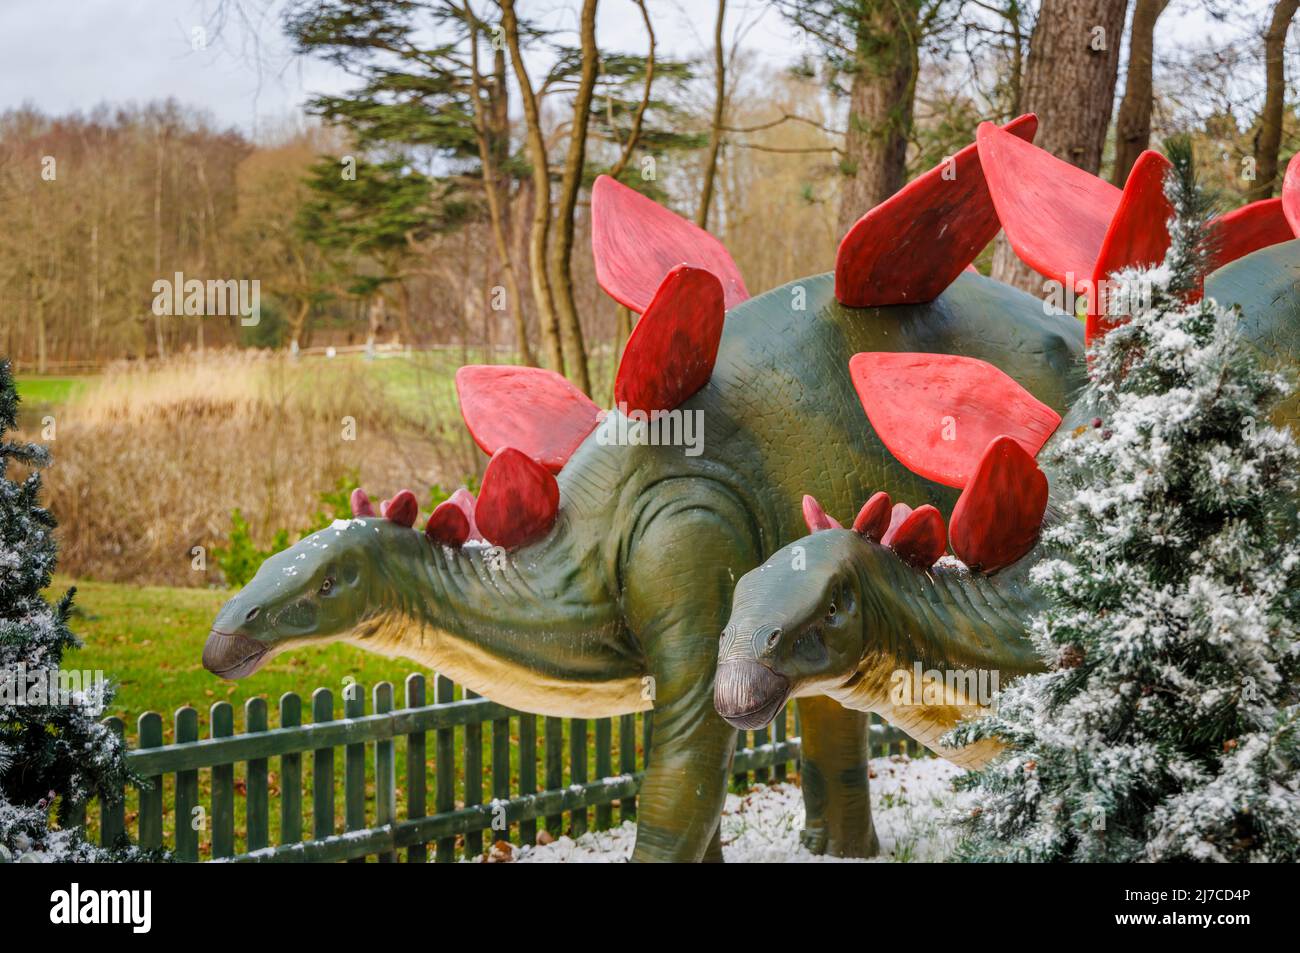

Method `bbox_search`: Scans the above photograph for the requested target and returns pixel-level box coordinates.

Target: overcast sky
[0,0,1270,139]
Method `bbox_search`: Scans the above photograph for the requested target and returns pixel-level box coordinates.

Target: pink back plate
[425,501,470,548]
[802,494,842,532]
[977,121,1122,289]
[1283,152,1300,235]
[851,491,892,540]
[835,114,1037,307]
[888,505,947,569]
[850,352,1061,489]
[1087,150,1174,343]
[473,447,560,550]
[456,365,602,474]
[1209,198,1295,271]
[948,436,1048,573]
[613,265,726,415]
[591,175,748,313]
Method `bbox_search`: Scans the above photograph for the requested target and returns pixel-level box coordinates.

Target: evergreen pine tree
[949,143,1300,862]
[0,360,136,861]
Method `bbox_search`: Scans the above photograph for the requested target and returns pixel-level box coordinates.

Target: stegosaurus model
[203,116,1300,862]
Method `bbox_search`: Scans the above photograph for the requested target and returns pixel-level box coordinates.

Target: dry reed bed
[33,351,475,586]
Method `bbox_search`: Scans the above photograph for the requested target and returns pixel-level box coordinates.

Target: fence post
[434,675,456,862]
[595,717,613,830]
[405,674,428,863]
[518,713,537,846]
[491,710,510,846]
[99,717,125,850]
[279,693,302,847]
[174,707,199,861]
[210,701,235,859]
[374,682,396,863]
[544,716,563,837]
[136,712,163,851]
[463,689,483,857]
[245,697,269,852]
[619,714,637,823]
[312,688,335,842]
[344,680,366,863]
[773,704,788,780]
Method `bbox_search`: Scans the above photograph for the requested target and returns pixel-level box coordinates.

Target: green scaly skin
[717,241,1300,773]
[204,241,1300,862]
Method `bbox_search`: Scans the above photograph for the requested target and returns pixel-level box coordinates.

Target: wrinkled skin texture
[208,243,1300,852]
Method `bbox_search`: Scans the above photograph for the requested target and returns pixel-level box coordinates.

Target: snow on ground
[485,754,973,863]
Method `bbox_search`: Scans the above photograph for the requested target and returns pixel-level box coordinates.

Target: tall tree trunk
[697,0,727,229]
[501,0,565,375]
[547,0,598,395]
[1249,0,1300,201]
[1111,0,1170,186]
[992,0,1129,292]
[835,0,922,236]
[467,6,534,366]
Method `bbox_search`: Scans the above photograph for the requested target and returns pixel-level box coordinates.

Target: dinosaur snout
[202,630,268,680]
[714,660,791,730]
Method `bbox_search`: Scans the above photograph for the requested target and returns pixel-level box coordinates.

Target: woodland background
[5,0,1300,586]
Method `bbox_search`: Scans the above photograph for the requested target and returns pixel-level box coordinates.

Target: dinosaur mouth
[714,660,791,730]
[203,630,269,680]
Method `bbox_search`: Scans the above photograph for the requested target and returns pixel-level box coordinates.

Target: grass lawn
[15,375,89,406]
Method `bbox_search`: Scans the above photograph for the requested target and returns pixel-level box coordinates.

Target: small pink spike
[1283,152,1300,234]
[447,488,482,541]
[977,121,1122,289]
[849,352,1062,489]
[591,175,748,313]
[1088,150,1174,344]
[880,503,913,547]
[613,265,725,416]
[802,495,842,532]
[384,489,418,528]
[835,114,1037,307]
[888,505,947,569]
[350,488,375,517]
[456,365,602,474]
[949,436,1047,573]
[379,499,390,517]
[425,500,470,547]
[851,492,892,541]
[474,447,560,549]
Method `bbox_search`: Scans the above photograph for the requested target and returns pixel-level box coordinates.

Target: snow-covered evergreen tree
[949,143,1300,862]
[0,359,136,861]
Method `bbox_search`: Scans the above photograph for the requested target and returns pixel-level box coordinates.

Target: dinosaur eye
[826,602,836,620]
[319,577,335,595]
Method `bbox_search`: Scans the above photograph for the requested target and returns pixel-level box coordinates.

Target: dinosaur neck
[821,413,1096,767]
[823,534,1049,769]
[350,523,647,718]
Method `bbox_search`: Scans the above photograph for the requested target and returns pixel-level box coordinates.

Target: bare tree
[698,0,728,228]
[1112,0,1170,185]
[992,0,1129,291]
[548,0,598,394]
[1248,0,1300,200]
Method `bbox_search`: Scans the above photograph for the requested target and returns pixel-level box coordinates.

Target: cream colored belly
[346,617,651,720]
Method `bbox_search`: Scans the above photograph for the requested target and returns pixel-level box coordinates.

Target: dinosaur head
[715,528,871,729]
[714,492,948,729]
[203,515,391,679]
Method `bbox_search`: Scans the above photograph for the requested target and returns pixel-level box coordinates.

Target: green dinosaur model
[203,120,1300,862]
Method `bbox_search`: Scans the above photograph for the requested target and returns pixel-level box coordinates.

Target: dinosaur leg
[796,695,880,858]
[702,821,724,863]
[622,482,758,863]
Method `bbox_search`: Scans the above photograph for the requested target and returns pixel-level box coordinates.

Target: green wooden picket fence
[85,672,914,863]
